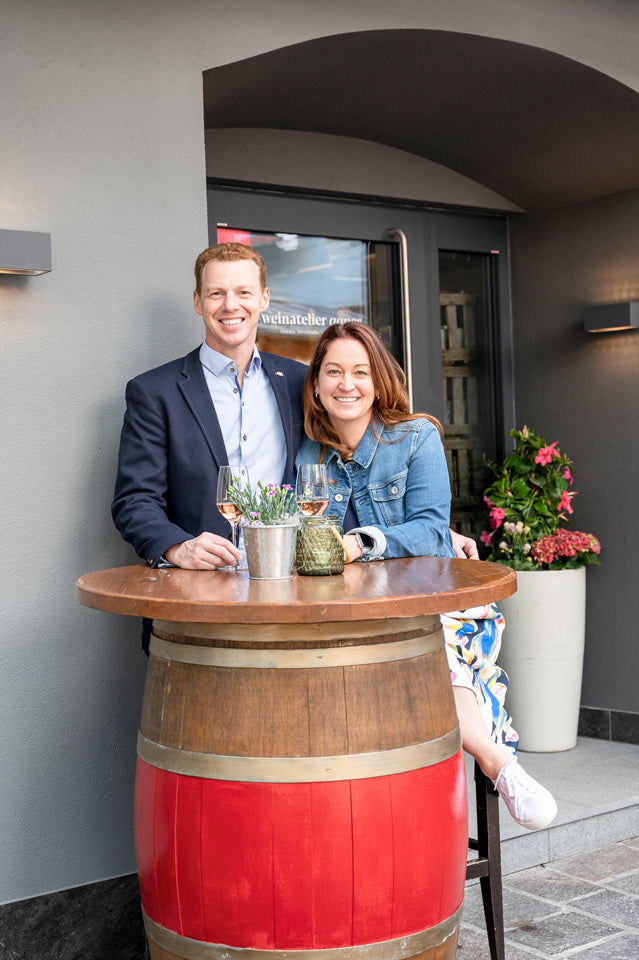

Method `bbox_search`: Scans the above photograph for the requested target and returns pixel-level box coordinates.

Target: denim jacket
[295,418,455,560]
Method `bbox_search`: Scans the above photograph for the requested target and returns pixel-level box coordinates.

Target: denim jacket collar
[325,418,381,469]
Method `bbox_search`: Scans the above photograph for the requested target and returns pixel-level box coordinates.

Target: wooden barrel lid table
[77,558,515,960]
[76,556,515,623]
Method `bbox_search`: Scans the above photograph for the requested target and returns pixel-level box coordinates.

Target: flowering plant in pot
[481,426,600,751]
[227,481,298,580]
[228,480,297,526]
[481,426,600,570]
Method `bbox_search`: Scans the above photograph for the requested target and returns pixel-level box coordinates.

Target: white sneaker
[493,756,558,830]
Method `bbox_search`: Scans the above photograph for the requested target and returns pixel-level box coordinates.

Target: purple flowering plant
[228,480,297,526]
[481,426,600,570]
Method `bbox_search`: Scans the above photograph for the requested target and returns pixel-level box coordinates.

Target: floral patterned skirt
[440,604,519,754]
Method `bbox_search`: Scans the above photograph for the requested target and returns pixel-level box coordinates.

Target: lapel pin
[275,371,284,377]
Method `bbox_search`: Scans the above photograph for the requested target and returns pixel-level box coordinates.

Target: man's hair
[302,322,443,459]
[194,242,267,294]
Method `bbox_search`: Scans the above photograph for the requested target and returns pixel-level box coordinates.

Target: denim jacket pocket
[370,472,408,525]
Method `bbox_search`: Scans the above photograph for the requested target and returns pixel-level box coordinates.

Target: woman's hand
[450,529,479,560]
[343,534,364,562]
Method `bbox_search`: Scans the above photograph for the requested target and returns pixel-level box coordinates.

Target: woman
[297,322,557,831]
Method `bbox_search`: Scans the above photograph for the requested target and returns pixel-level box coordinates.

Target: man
[112,242,306,574]
[112,241,478,578]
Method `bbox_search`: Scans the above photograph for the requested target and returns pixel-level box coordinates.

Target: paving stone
[504,864,598,902]
[454,926,493,960]
[548,842,639,882]
[456,924,534,960]
[565,933,639,960]
[505,909,622,955]
[607,870,639,896]
[462,883,557,929]
[571,888,639,928]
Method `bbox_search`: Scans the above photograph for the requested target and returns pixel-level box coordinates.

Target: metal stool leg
[466,759,505,960]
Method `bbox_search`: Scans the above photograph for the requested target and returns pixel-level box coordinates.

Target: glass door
[209,184,514,548]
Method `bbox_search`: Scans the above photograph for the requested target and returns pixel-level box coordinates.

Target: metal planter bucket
[242,521,299,579]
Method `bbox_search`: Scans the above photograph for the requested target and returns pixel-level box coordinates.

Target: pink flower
[483,495,494,508]
[480,530,493,546]
[557,491,573,514]
[563,467,573,485]
[535,442,560,465]
[489,506,506,529]
[586,533,601,554]
[531,529,600,566]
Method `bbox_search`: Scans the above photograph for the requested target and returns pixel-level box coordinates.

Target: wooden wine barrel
[135,615,467,960]
[76,560,516,960]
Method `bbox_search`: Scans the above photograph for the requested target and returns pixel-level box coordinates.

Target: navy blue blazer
[112,346,307,568]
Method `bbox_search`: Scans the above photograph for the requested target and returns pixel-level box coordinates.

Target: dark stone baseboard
[579,706,639,745]
[0,874,146,960]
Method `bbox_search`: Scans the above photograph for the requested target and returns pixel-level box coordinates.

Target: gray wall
[0,2,209,905]
[1,0,638,904]
[509,190,639,713]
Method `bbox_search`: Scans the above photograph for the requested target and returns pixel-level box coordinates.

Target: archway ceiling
[203,30,639,212]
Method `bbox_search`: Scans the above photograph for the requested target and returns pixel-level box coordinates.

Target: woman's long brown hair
[302,322,443,460]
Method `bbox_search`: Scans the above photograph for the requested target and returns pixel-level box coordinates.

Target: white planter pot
[498,567,586,753]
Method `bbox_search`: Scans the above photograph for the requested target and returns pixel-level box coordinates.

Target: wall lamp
[583,301,638,333]
[0,229,51,275]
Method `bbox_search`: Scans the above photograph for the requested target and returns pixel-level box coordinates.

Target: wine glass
[216,465,249,568]
[296,463,329,517]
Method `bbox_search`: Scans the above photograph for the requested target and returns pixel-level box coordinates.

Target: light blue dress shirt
[199,342,287,487]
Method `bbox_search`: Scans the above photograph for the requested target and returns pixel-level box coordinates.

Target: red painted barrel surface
[134,614,468,960]
[136,759,467,952]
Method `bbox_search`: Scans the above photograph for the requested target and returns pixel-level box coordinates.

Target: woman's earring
[315,392,320,400]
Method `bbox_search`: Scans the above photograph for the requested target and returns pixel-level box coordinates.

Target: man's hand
[450,529,479,560]
[165,532,242,569]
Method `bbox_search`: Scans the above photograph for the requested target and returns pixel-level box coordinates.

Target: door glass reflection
[217,227,402,366]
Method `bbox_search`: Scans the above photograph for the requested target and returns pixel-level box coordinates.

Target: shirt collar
[199,341,262,377]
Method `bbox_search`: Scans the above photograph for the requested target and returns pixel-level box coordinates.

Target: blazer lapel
[177,348,229,468]
[262,354,296,480]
